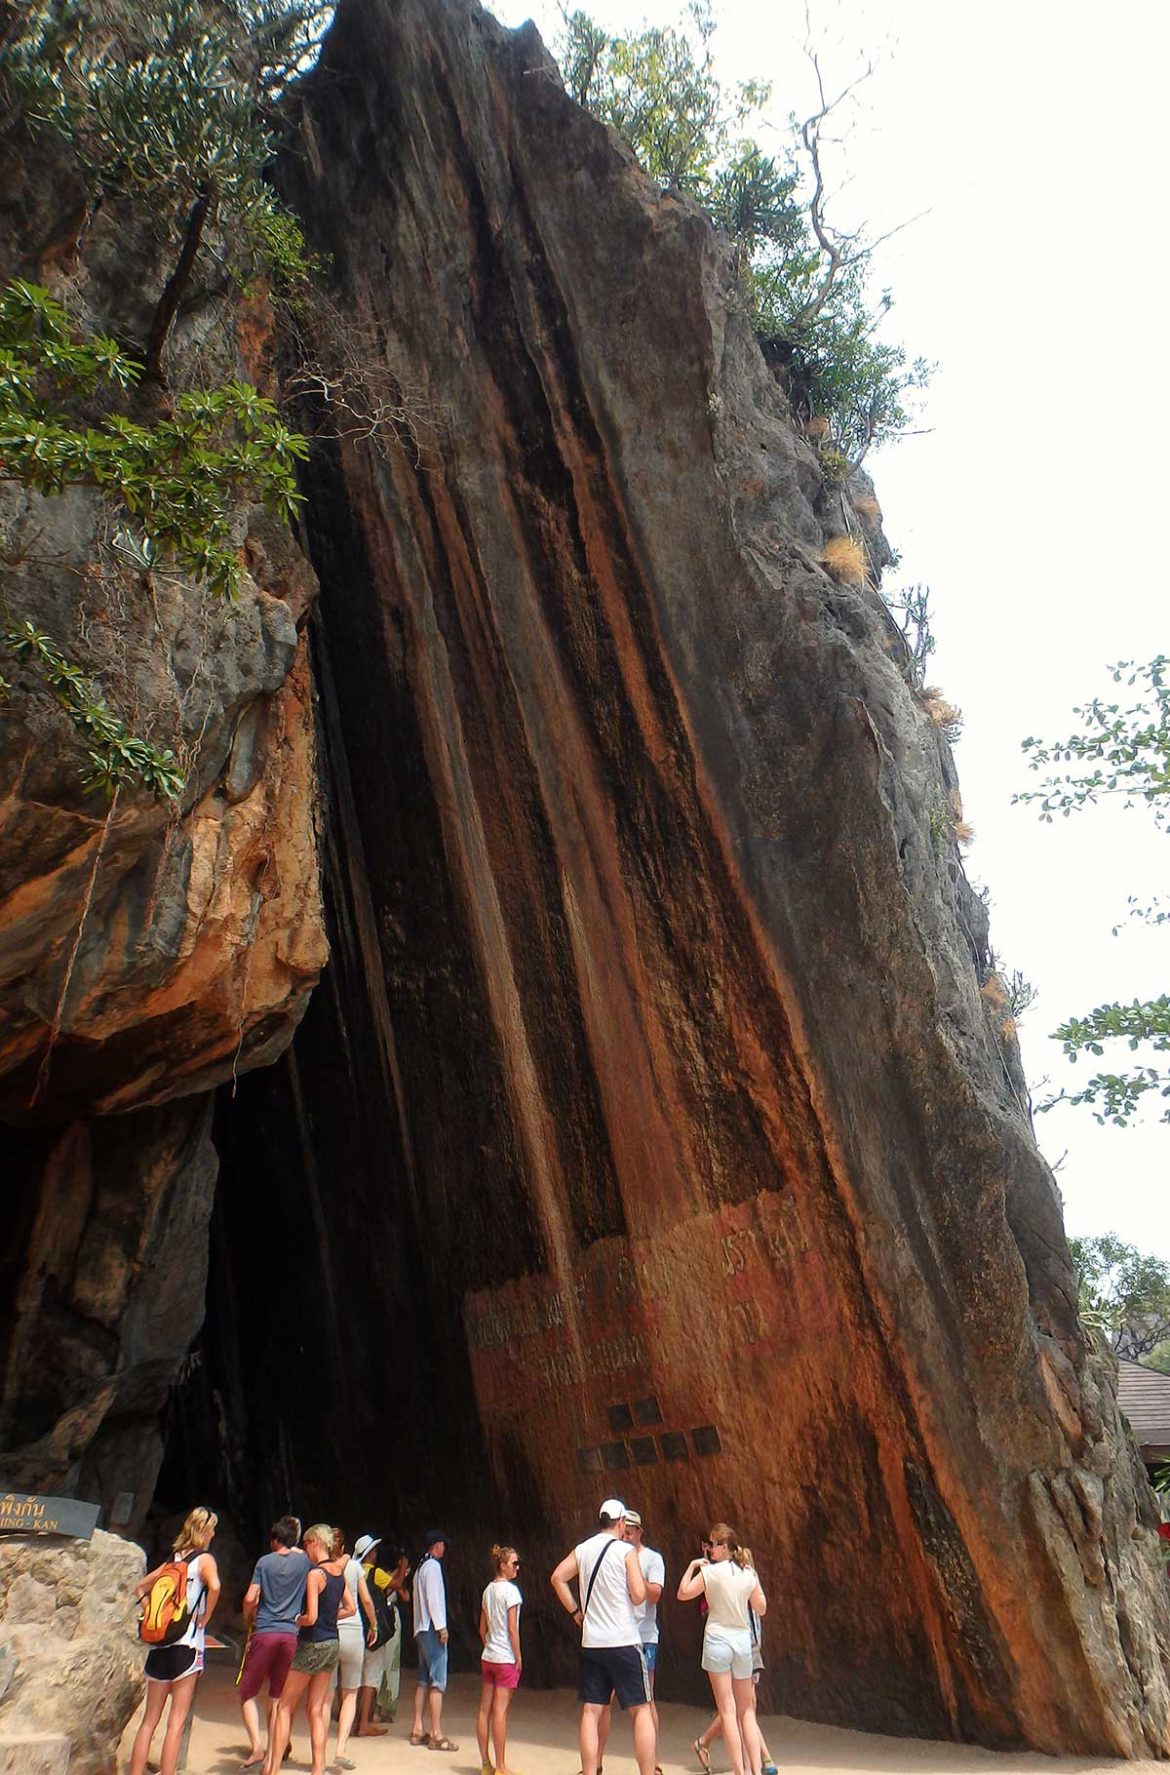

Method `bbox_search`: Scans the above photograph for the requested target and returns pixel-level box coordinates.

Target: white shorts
[337,1628,365,1690]
[702,1626,753,1681]
[361,1638,395,1686]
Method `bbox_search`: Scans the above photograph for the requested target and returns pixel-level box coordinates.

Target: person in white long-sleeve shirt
[410,1531,458,1751]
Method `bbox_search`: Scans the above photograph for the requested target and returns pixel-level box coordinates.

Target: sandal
[410,1732,431,1747]
[428,1738,459,1753]
[692,1741,712,1772]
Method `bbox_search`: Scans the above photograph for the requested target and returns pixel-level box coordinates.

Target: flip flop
[409,1733,431,1747]
[692,1741,712,1772]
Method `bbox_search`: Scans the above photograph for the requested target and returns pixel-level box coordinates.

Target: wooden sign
[0,1493,101,1539]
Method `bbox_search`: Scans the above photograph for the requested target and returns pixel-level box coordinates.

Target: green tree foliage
[1070,1233,1170,1364]
[557,5,929,461]
[1019,660,1169,1124]
[0,3,330,799]
[0,280,308,795]
[1,0,332,373]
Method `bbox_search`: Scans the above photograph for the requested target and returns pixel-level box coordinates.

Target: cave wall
[205,0,1170,1753]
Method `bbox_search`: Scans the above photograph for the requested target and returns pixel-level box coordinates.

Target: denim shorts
[702,1626,753,1680]
[417,1627,448,1691]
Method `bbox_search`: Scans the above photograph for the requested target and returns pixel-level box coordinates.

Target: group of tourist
[128,1497,778,1775]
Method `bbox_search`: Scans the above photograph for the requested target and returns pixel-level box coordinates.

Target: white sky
[490,0,1169,1260]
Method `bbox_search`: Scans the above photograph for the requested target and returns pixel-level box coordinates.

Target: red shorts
[481,1659,520,1690]
[239,1631,298,1701]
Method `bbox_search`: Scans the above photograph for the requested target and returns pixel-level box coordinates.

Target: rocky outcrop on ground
[0,1528,144,1775]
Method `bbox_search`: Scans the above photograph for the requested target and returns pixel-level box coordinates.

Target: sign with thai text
[0,1492,101,1539]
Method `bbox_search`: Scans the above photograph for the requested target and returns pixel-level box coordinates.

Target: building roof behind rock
[1117,1357,1170,1456]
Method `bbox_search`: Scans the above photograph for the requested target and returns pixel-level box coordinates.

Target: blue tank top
[300,1567,345,1642]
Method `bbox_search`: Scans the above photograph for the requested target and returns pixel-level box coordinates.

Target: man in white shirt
[410,1531,458,1751]
[550,1498,654,1775]
[624,1510,665,1732]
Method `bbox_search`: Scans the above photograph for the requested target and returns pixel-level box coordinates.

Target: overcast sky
[490,0,1170,1260]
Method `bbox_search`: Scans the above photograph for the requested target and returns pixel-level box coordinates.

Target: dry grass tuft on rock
[923,685,964,742]
[853,494,881,522]
[821,534,869,585]
[953,818,975,846]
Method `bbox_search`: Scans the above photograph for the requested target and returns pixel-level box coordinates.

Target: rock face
[192,0,1170,1753]
[0,102,326,1518]
[0,1528,144,1775]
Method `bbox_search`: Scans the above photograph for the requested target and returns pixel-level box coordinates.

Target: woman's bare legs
[306,1668,334,1775]
[158,1674,199,1775]
[733,1673,764,1775]
[476,1679,493,1768]
[490,1684,515,1772]
[336,1684,358,1758]
[128,1678,170,1775]
[266,1668,309,1775]
[708,1671,746,1775]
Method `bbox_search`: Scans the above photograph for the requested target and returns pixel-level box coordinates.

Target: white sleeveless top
[574,1532,638,1649]
[175,1553,207,1651]
[339,1557,364,1638]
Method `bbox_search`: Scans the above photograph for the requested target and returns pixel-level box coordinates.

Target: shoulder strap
[583,1537,623,1619]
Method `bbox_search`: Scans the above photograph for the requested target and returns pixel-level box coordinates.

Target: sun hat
[623,1509,642,1527]
[354,1534,380,1560]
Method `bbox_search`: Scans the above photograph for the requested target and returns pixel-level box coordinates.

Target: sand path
[119,1657,1151,1775]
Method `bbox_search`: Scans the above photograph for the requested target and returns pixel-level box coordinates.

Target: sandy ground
[118,1655,1156,1775]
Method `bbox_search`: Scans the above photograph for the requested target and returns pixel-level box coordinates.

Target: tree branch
[144,184,213,381]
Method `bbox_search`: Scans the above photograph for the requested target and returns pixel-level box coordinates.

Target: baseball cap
[599,1497,626,1520]
[354,1534,380,1560]
[623,1509,642,1528]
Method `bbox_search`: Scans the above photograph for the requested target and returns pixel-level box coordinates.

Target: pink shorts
[481,1659,520,1690]
[239,1631,297,1701]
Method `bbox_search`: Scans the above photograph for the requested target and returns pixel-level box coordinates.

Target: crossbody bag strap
[583,1537,623,1619]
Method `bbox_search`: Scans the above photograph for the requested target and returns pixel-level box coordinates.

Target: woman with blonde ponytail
[476,1543,523,1775]
[129,1507,220,1775]
[677,1524,766,1775]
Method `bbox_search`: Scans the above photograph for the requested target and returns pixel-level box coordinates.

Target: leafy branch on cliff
[0,279,307,795]
[557,5,929,461]
[0,622,185,798]
[0,0,331,376]
[0,280,307,599]
[1018,659,1169,1125]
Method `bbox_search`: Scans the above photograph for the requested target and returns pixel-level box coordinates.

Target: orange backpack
[138,1559,191,1646]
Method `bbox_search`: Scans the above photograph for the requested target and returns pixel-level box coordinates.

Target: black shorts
[144,1642,199,1683]
[579,1645,651,1710]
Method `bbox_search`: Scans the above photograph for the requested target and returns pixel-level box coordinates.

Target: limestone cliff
[222,0,1162,1752]
[2,0,1169,1759]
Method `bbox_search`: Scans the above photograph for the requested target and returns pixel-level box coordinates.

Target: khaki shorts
[291,1639,340,1675]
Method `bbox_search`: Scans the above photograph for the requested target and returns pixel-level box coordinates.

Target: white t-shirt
[339,1557,364,1639]
[481,1578,522,1663]
[701,1560,758,1633]
[413,1556,447,1633]
[574,1531,638,1650]
[634,1546,665,1645]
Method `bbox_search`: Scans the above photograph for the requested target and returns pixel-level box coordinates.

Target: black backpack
[366,1567,399,1649]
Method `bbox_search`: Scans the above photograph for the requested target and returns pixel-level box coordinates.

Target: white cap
[599,1497,626,1520]
[354,1534,380,1560]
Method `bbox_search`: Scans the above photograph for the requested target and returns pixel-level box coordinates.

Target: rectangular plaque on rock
[0,1493,100,1539]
